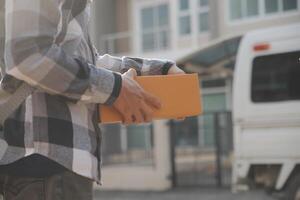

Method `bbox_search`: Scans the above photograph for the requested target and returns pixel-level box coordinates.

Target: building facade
[91,0,300,58]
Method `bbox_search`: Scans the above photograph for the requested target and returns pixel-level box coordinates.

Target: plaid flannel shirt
[0,0,174,183]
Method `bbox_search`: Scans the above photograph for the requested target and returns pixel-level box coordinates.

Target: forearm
[97,54,175,75]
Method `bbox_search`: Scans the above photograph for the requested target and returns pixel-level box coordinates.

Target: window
[199,0,208,6]
[283,0,298,11]
[197,0,210,32]
[246,0,259,17]
[178,0,192,36]
[265,0,298,14]
[102,124,154,166]
[201,93,227,147]
[230,0,242,20]
[202,79,226,88]
[229,0,259,20]
[251,51,300,103]
[265,0,279,13]
[198,11,209,33]
[127,124,153,149]
[178,0,210,36]
[229,0,299,22]
[180,0,190,10]
[141,4,170,52]
[179,16,191,35]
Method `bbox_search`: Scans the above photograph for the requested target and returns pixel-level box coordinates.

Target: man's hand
[113,69,161,124]
[168,65,185,75]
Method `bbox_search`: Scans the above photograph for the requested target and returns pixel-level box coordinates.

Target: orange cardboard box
[99,73,202,124]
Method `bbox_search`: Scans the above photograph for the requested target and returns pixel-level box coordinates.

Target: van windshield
[251,50,300,103]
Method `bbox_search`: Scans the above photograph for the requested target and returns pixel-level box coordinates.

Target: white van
[232,23,300,200]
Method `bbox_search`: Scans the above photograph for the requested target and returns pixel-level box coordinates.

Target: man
[0,0,183,199]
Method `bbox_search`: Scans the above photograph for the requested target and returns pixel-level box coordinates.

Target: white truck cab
[232,23,300,200]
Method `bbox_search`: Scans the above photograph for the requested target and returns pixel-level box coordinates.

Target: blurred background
[88,0,300,199]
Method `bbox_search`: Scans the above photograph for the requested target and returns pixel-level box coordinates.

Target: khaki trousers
[0,171,93,200]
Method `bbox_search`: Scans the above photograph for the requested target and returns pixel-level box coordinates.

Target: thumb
[124,68,137,79]
[168,65,185,75]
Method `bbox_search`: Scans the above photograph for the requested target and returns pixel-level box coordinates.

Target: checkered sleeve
[96,54,175,76]
[4,0,121,105]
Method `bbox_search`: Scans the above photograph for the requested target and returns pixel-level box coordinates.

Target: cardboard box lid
[99,73,202,124]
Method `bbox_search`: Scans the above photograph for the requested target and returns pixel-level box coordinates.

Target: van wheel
[286,174,300,200]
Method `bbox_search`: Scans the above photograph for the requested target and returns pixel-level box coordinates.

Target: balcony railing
[100,31,132,55]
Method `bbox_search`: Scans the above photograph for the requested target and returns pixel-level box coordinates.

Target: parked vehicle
[232,23,300,200]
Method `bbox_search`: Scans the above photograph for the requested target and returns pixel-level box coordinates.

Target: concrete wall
[209,0,220,39]
[90,0,131,54]
[90,0,117,49]
[97,120,172,191]
[116,0,130,32]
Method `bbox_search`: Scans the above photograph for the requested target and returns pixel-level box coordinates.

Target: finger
[123,114,133,125]
[143,91,161,109]
[175,117,185,121]
[121,109,134,125]
[124,68,137,79]
[168,65,185,75]
[140,102,154,123]
[132,109,144,124]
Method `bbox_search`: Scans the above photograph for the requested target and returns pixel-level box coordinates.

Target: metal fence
[100,111,233,188]
[169,111,233,188]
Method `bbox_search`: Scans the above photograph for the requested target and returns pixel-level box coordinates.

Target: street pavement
[94,188,276,200]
